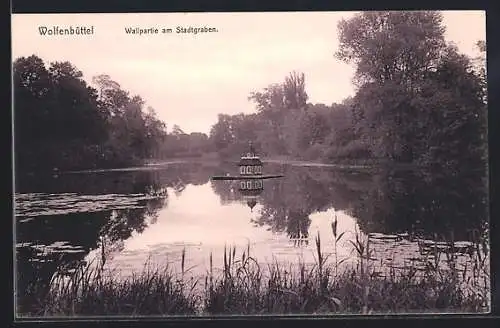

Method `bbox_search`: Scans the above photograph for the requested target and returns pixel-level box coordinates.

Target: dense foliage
[13,54,218,174]
[13,58,168,173]
[210,11,487,171]
[14,11,487,174]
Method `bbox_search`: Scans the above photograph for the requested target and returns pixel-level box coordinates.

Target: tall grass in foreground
[19,229,489,316]
[203,230,488,315]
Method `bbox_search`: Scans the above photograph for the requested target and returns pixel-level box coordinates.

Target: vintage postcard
[11,11,489,318]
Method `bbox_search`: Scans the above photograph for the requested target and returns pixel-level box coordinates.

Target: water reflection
[15,162,489,315]
[351,168,488,242]
[235,178,310,246]
[15,168,171,314]
[237,179,264,212]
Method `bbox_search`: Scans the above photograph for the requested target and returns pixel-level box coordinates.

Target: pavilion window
[240,166,245,174]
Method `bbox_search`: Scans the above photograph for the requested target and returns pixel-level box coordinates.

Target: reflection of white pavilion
[238,179,264,211]
[238,143,263,176]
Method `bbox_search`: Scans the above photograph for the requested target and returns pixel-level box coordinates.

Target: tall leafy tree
[248,71,309,155]
[332,11,486,168]
[14,55,170,173]
[336,11,447,90]
[209,114,234,152]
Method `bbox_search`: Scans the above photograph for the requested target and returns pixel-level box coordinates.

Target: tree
[282,109,310,157]
[13,55,51,99]
[336,11,447,90]
[248,71,309,155]
[92,75,128,118]
[14,55,170,173]
[209,114,234,152]
[283,71,308,111]
[49,61,84,80]
[47,61,107,144]
[331,10,488,169]
[143,107,167,158]
[171,124,185,136]
[92,74,121,99]
[13,55,52,146]
[473,40,487,104]
[413,45,487,170]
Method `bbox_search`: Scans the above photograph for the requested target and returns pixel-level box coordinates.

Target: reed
[18,231,489,317]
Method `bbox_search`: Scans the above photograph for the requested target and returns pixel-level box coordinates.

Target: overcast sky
[12,11,486,134]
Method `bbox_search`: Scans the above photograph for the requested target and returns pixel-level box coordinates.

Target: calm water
[14,162,490,312]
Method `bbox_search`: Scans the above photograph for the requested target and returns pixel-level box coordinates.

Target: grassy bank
[18,231,489,317]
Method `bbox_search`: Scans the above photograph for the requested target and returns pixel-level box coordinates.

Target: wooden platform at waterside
[211,174,284,181]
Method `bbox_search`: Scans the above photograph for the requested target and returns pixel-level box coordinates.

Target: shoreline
[17,236,489,317]
[16,156,428,177]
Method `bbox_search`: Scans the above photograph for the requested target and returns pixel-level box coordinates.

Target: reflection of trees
[17,204,166,315]
[286,209,311,246]
[150,163,216,197]
[351,168,488,241]
[353,169,415,235]
[253,167,359,238]
[17,211,107,315]
[16,162,224,315]
[210,180,240,205]
[208,165,372,239]
[15,162,215,195]
[210,163,488,244]
[16,244,86,315]
[16,169,171,315]
[255,169,330,238]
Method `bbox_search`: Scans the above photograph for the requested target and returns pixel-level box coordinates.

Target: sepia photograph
[12,11,489,317]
